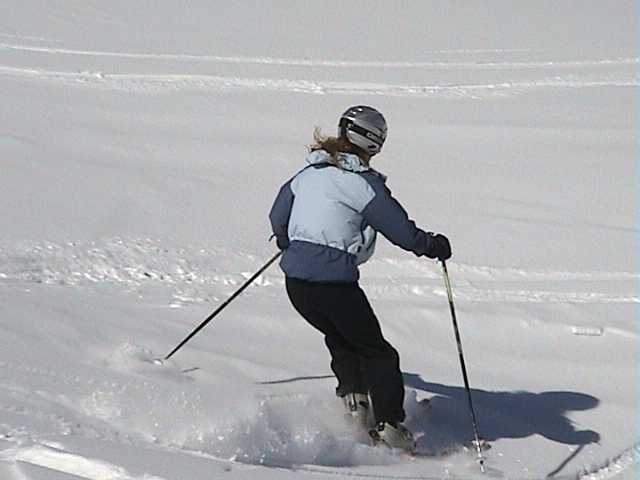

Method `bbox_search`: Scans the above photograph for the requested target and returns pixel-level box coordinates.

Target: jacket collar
[306,149,369,173]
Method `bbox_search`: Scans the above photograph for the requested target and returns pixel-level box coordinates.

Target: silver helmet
[338,105,387,156]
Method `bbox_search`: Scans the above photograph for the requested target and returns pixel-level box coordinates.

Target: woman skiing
[269,105,451,451]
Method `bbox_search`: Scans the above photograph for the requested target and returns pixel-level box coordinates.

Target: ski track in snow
[0,64,635,98]
[0,239,637,307]
[0,41,637,97]
[1,445,166,480]
[1,41,637,69]
[577,444,640,480]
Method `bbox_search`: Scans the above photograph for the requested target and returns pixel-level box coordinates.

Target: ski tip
[151,358,164,366]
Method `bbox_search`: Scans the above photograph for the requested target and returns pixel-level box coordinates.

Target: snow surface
[0,1,637,479]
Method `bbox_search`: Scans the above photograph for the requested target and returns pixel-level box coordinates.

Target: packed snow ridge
[0,238,636,307]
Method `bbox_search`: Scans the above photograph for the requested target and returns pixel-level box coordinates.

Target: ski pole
[441,260,486,473]
[161,251,282,362]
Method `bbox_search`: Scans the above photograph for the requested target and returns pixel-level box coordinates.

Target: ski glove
[275,235,289,251]
[427,233,451,261]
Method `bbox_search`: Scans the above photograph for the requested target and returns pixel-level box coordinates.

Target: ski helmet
[338,105,387,156]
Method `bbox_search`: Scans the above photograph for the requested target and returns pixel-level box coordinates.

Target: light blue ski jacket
[269,150,437,282]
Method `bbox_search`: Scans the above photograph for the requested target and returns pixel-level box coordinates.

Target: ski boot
[341,392,372,430]
[369,421,416,453]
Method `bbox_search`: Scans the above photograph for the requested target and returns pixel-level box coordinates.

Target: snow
[0,1,637,479]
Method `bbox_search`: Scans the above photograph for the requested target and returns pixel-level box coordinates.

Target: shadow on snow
[403,372,600,454]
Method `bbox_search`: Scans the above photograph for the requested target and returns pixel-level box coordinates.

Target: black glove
[427,233,451,261]
[275,235,289,250]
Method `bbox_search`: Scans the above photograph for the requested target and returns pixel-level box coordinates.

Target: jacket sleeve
[360,176,437,257]
[269,179,294,247]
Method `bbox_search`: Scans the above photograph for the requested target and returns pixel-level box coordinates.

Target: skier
[269,105,451,451]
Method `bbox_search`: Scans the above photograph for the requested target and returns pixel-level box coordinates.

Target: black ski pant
[285,277,405,425]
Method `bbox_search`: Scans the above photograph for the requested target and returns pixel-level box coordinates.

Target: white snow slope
[0,1,637,479]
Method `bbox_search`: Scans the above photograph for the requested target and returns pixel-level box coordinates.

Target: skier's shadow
[403,372,601,454]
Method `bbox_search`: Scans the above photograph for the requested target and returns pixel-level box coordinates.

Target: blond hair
[309,128,370,167]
